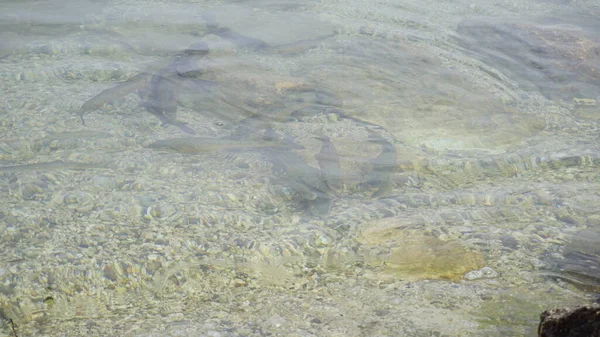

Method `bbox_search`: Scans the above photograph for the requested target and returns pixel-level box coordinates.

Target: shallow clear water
[1,0,599,336]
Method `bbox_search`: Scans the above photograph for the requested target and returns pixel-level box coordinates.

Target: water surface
[1,0,599,336]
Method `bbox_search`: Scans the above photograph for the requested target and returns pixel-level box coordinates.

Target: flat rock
[358,218,484,281]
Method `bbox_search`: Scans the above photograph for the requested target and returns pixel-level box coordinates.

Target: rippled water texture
[1,0,600,335]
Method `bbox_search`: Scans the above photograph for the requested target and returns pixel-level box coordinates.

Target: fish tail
[78,111,87,126]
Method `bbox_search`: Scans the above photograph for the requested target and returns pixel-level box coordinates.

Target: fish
[365,136,397,198]
[140,50,206,135]
[229,102,312,139]
[183,42,210,57]
[286,179,319,201]
[305,195,333,216]
[0,160,110,173]
[145,75,178,120]
[79,41,209,133]
[213,25,269,50]
[266,33,337,55]
[314,134,343,193]
[38,130,114,141]
[262,128,304,149]
[203,18,269,50]
[265,133,338,215]
[158,117,197,135]
[78,72,152,125]
[143,74,197,135]
[313,88,396,134]
[268,150,333,200]
[31,130,115,152]
[202,13,335,56]
[147,137,288,154]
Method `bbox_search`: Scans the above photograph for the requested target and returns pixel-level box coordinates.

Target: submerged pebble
[63,192,95,213]
[21,183,44,200]
[91,176,117,190]
[464,267,498,280]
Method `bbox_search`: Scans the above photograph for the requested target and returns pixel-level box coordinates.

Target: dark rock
[538,303,600,337]
[456,16,600,100]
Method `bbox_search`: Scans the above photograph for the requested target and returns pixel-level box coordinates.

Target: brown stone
[538,303,600,337]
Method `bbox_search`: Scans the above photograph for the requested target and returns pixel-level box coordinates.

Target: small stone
[480,293,494,301]
[586,215,600,226]
[530,258,547,269]
[464,269,483,281]
[138,195,155,207]
[21,184,43,200]
[480,267,498,278]
[104,264,120,282]
[266,314,286,328]
[43,296,55,308]
[313,233,331,246]
[232,279,246,288]
[556,211,577,225]
[235,162,250,169]
[143,207,153,220]
[91,176,116,190]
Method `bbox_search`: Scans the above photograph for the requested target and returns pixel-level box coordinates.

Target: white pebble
[464,269,483,280]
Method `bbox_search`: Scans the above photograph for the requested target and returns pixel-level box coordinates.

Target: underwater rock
[358,218,484,281]
[538,303,600,337]
[457,16,600,100]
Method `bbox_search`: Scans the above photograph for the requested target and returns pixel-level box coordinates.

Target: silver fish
[268,150,333,201]
[315,134,343,193]
[38,130,114,141]
[147,137,287,154]
[0,160,110,173]
[79,72,152,125]
[366,137,397,198]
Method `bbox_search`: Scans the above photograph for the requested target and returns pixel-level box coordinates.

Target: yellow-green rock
[359,218,484,281]
[384,234,484,281]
